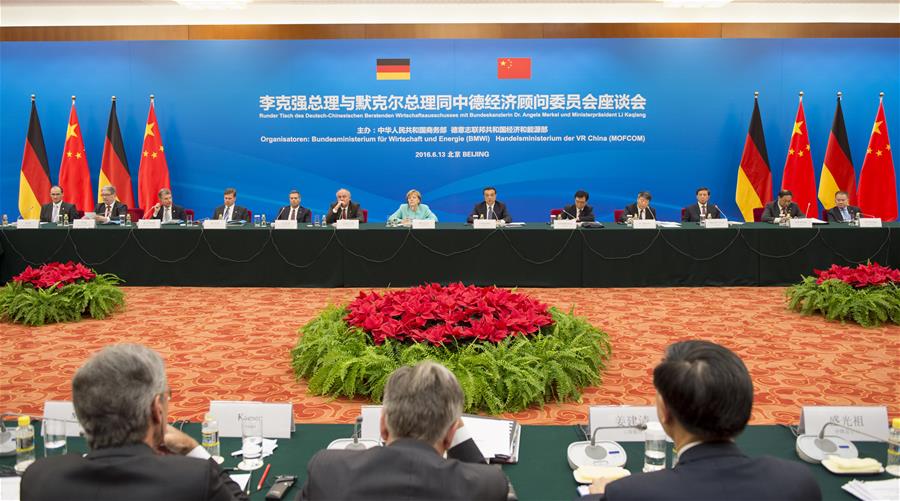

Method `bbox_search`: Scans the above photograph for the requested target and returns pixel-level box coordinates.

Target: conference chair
[128,208,143,222]
[550,208,562,218]
[360,209,368,223]
[614,209,624,222]
[821,208,829,221]
[185,209,195,220]
[753,207,764,222]
[681,208,688,221]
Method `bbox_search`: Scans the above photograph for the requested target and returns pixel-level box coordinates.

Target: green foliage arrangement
[292,304,612,414]
[786,276,900,327]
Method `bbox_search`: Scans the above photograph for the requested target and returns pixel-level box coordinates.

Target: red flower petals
[814,262,900,288]
[12,261,96,289]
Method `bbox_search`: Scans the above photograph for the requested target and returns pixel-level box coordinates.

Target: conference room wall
[0,38,896,222]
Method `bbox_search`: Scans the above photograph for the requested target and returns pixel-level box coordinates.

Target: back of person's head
[72,344,167,449]
[383,361,464,445]
[653,340,753,441]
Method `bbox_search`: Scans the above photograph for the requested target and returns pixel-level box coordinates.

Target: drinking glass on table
[41,419,67,457]
[238,415,264,471]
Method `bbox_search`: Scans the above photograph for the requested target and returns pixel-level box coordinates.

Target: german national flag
[98,98,135,207]
[735,94,773,222]
[376,58,410,80]
[18,97,52,219]
[818,95,856,209]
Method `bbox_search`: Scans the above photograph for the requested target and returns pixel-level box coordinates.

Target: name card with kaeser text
[589,405,671,442]
[43,400,84,437]
[800,406,889,442]
[209,401,294,439]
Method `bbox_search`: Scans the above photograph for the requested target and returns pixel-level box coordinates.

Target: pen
[245,470,253,496]
[257,463,271,491]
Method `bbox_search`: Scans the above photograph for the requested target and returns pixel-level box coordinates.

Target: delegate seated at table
[326,188,363,224]
[275,189,311,223]
[94,185,129,223]
[826,191,861,223]
[559,190,595,222]
[682,187,723,222]
[146,188,187,222]
[212,187,251,222]
[467,186,512,223]
[39,185,78,223]
[388,189,437,224]
[620,191,656,222]
[761,190,802,223]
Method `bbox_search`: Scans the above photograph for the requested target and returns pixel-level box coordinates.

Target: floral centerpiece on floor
[0,261,125,326]
[786,262,900,327]
[292,283,611,414]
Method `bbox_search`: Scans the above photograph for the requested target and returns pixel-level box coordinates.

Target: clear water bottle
[62,214,69,227]
[253,214,261,227]
[887,417,900,477]
[15,415,35,474]
[1,214,7,226]
[201,413,221,460]
[321,214,327,226]
[125,213,132,227]
[626,213,634,227]
[260,214,267,227]
[313,213,320,227]
[643,421,667,472]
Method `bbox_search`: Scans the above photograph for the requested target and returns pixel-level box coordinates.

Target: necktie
[700,205,706,218]
[576,208,581,220]
[640,209,645,220]
[105,205,112,218]
[487,206,494,219]
[224,206,231,221]
[290,208,296,221]
[163,207,171,222]
[52,204,59,222]
[840,207,850,222]
[342,207,347,220]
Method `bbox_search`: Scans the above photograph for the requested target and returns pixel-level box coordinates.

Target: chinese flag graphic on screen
[498,58,531,79]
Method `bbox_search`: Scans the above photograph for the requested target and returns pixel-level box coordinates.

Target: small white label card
[799,406,888,442]
[16,219,40,229]
[473,219,498,229]
[553,219,577,230]
[412,219,436,229]
[632,219,656,230]
[43,400,84,437]
[209,401,294,439]
[359,405,384,442]
[72,219,96,229]
[702,218,729,229]
[273,220,297,230]
[203,219,227,230]
[788,218,814,228]
[137,219,161,229]
[858,218,883,228]
[335,219,360,230]
[589,405,672,442]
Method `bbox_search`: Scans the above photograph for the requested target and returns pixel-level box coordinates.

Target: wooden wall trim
[2,23,898,42]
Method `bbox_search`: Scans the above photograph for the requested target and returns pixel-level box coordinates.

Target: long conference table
[2,422,892,500]
[0,222,897,287]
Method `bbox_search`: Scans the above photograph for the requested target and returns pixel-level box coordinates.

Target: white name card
[799,406,889,442]
[208,401,294,439]
[335,219,360,230]
[273,220,297,230]
[360,405,384,442]
[412,219,436,229]
[203,219,227,230]
[553,219,577,230]
[632,219,656,230]
[473,219,498,229]
[72,219,96,229]
[16,219,40,229]
[136,219,161,229]
[702,218,729,229]
[858,218,882,228]
[42,401,83,437]
[788,218,814,228]
[589,405,672,443]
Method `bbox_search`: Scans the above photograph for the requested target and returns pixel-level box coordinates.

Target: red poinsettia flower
[814,262,900,288]
[11,261,97,289]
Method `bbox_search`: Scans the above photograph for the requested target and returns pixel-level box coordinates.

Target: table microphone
[804,202,811,218]
[345,416,366,451]
[275,206,286,221]
[0,413,19,456]
[567,423,648,469]
[794,420,890,463]
[714,205,727,221]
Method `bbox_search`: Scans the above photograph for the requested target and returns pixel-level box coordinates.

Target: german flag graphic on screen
[376,58,410,80]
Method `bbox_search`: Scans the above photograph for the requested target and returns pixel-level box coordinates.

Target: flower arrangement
[0,261,125,326]
[787,262,900,327]
[293,283,611,414]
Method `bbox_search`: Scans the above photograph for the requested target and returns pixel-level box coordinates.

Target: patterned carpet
[2,287,897,425]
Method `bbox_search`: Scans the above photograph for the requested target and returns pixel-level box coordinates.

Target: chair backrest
[821,207,829,221]
[360,208,368,223]
[681,208,687,221]
[614,209,624,222]
[185,208,195,219]
[246,209,253,222]
[550,208,562,217]
[752,207,764,222]
[127,207,143,221]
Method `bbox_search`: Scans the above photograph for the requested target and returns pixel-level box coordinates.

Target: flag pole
[837,91,842,101]
[754,91,759,100]
[150,94,155,104]
[31,94,35,102]
[799,90,803,102]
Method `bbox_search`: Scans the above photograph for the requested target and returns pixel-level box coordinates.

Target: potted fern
[786,262,900,327]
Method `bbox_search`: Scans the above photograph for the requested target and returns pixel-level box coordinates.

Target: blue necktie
[840,207,850,222]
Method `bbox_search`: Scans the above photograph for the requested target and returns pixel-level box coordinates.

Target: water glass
[239,415,264,471]
[253,214,261,227]
[643,421,667,472]
[42,419,67,457]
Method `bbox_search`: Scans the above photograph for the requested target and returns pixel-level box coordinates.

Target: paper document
[461,415,521,463]
[842,478,900,501]
[0,476,21,500]
[229,473,251,491]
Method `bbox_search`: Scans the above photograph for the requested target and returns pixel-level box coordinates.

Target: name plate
[473,219,498,229]
[209,400,294,439]
[273,219,297,230]
[632,219,656,229]
[203,219,227,230]
[589,406,672,442]
[553,219,577,230]
[43,401,84,437]
[788,218,813,228]
[136,219,161,229]
[412,219,436,229]
[335,219,360,230]
[701,218,729,229]
[72,219,96,229]
[858,218,882,228]
[16,219,40,229]
[799,406,888,442]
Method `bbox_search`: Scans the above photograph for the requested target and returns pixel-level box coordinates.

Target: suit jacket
[585,442,821,501]
[467,201,512,223]
[212,204,250,222]
[826,205,861,223]
[560,204,596,222]
[325,201,361,224]
[682,203,722,222]
[299,438,509,501]
[94,201,129,220]
[150,204,187,221]
[21,443,246,501]
[276,205,312,223]
[761,201,802,223]
[620,203,656,222]
[39,202,79,223]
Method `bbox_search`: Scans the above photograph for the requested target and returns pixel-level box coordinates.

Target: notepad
[461,414,521,464]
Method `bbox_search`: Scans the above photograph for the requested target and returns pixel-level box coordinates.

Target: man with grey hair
[299,361,509,500]
[147,187,187,222]
[94,185,128,223]
[325,188,362,224]
[21,344,246,501]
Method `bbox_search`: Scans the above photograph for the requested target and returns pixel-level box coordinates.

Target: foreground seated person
[22,344,246,501]
[300,361,510,500]
[583,340,821,501]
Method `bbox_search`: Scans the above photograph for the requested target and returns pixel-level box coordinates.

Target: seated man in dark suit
[467,186,512,223]
[325,188,362,224]
[22,344,246,501]
[94,185,129,223]
[212,187,251,222]
[276,189,312,223]
[39,185,78,223]
[682,187,723,222]
[826,190,861,223]
[761,189,802,223]
[300,361,510,500]
[146,188,187,222]
[584,340,821,501]
[560,190,596,222]
[620,191,656,222]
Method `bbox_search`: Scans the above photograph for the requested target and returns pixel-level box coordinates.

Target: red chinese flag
[857,99,898,221]
[58,102,94,213]
[18,98,51,219]
[781,98,818,217]
[98,99,134,208]
[137,100,171,211]
[498,58,531,79]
